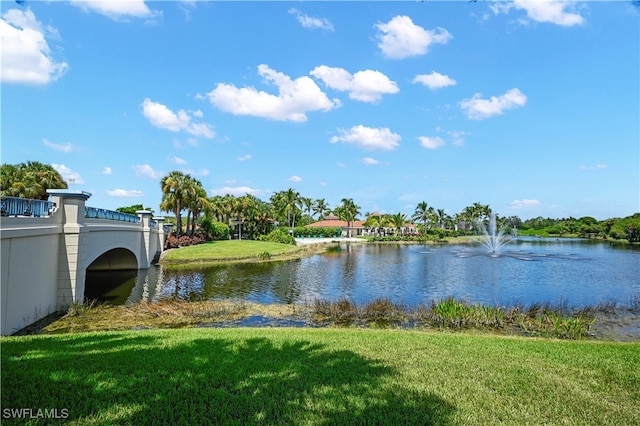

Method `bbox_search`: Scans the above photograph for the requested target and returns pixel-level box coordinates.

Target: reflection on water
[85,267,164,304]
[94,238,640,309]
[85,270,137,304]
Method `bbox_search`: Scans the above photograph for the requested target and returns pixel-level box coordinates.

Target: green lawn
[2,328,638,425]
[162,240,300,264]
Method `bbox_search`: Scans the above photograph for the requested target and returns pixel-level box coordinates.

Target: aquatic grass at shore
[42,296,640,341]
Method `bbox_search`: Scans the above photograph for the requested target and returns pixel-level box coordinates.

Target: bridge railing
[85,206,141,223]
[0,196,57,217]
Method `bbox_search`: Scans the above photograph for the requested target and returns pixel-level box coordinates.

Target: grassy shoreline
[2,327,638,425]
[158,237,480,268]
[160,239,342,267]
[38,297,640,342]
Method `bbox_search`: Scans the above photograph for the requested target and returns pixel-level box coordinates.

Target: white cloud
[133,164,164,179]
[180,168,209,177]
[375,15,452,59]
[237,154,252,162]
[102,167,112,175]
[494,0,585,26]
[509,199,541,209]
[460,88,527,120]
[287,175,303,182]
[331,125,400,151]
[210,186,264,197]
[169,156,187,165]
[310,66,399,103]
[579,164,608,171]
[43,138,76,153]
[418,136,445,150]
[0,8,68,85]
[362,157,380,165]
[206,64,340,122]
[142,99,215,139]
[288,8,334,31]
[107,189,144,197]
[447,130,467,147]
[52,164,84,185]
[413,72,456,90]
[69,0,160,21]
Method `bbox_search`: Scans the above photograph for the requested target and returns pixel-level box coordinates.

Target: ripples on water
[92,238,640,310]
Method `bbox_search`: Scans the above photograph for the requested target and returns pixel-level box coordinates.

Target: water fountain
[478,213,511,256]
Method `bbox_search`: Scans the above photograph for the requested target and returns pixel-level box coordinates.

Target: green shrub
[257,251,271,260]
[257,228,296,245]
[293,226,341,238]
[200,218,230,240]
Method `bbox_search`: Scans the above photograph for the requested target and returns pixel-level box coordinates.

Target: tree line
[1,164,638,243]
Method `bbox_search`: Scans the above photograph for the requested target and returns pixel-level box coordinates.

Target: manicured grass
[2,328,638,425]
[162,240,301,264]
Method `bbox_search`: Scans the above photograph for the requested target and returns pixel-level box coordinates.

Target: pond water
[92,238,640,309]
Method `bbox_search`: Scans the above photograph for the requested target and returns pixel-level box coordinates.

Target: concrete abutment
[0,190,169,335]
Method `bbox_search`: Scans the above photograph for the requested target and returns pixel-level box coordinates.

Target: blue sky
[2,0,638,220]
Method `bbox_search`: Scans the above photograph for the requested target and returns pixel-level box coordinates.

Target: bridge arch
[84,248,140,303]
[85,247,138,271]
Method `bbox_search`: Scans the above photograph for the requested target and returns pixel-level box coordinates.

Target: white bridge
[0,190,170,335]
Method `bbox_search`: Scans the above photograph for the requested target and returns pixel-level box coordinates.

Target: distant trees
[0,161,67,200]
[412,201,434,231]
[160,171,208,237]
[152,172,638,244]
[270,188,302,229]
[363,213,390,237]
[313,198,331,221]
[334,198,361,237]
[116,204,153,215]
[519,214,640,243]
[389,212,408,236]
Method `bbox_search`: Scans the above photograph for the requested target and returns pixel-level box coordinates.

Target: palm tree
[364,213,390,237]
[160,171,193,237]
[301,197,314,225]
[251,201,275,236]
[443,213,455,230]
[335,198,360,237]
[1,162,67,200]
[208,195,226,223]
[221,194,238,227]
[390,212,408,236]
[271,188,301,229]
[435,208,446,229]
[412,201,434,232]
[313,198,330,220]
[25,161,68,200]
[184,178,210,235]
[234,193,261,238]
[462,202,492,233]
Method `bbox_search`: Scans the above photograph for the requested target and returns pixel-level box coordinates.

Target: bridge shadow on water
[84,270,138,305]
[2,332,455,425]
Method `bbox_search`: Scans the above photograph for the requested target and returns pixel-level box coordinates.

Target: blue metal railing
[85,207,140,223]
[0,196,56,217]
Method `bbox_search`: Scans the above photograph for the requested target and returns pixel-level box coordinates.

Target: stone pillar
[46,190,91,308]
[153,216,166,255]
[137,210,153,268]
